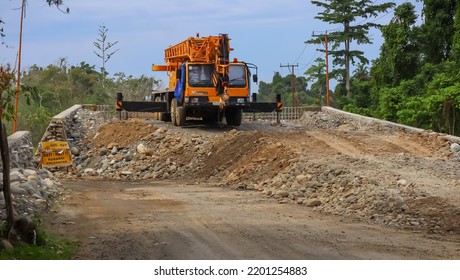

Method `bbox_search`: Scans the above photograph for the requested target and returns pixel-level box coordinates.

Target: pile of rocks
[0,168,64,222]
[54,108,460,235]
[1,107,108,226]
[250,155,459,235]
[68,125,216,181]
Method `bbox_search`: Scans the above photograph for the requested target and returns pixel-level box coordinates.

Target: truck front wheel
[171,99,186,126]
[171,99,177,126]
[225,108,242,126]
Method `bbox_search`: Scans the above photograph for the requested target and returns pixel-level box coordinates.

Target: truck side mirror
[176,69,181,80]
[252,74,258,83]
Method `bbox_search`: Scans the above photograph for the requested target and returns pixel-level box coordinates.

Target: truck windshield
[229,65,247,87]
[188,64,213,87]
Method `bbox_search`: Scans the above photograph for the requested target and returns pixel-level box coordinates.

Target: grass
[0,221,78,260]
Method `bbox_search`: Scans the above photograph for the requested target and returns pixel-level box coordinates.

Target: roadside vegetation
[9,60,160,145]
[258,1,460,137]
[0,219,77,260]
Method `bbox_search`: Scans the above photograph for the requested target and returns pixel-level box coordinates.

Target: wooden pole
[280,63,299,118]
[325,32,330,107]
[13,0,26,133]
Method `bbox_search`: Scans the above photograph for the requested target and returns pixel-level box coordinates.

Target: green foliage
[0,65,16,121]
[452,2,460,61]
[113,72,157,101]
[22,106,57,144]
[305,57,326,102]
[257,72,310,107]
[420,0,456,64]
[371,2,421,87]
[0,59,161,144]
[332,82,348,108]
[0,223,77,260]
[333,1,460,136]
[308,0,395,97]
[422,63,460,134]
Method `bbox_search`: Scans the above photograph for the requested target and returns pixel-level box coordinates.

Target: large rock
[450,143,460,153]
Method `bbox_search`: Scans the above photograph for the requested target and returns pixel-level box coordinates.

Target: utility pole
[279,63,298,108]
[312,31,331,107]
[13,0,26,133]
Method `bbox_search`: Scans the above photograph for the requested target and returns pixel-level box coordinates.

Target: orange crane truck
[116,34,281,126]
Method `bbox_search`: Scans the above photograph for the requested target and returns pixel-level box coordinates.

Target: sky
[1,0,422,90]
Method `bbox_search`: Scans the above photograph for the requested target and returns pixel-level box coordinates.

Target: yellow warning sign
[42,141,70,151]
[41,141,72,167]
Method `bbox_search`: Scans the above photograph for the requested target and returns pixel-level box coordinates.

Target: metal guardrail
[84,104,320,121]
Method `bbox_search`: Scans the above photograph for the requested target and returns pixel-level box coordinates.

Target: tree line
[8,60,160,144]
[259,0,460,137]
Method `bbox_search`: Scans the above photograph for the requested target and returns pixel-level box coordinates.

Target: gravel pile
[0,109,111,225]
[53,109,460,235]
[251,155,459,235]
[0,168,64,222]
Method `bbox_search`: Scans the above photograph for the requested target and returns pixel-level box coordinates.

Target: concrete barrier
[321,106,460,143]
[42,105,82,142]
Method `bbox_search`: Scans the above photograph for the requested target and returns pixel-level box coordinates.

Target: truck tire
[154,96,161,120]
[176,104,186,126]
[171,98,178,126]
[171,99,186,126]
[226,108,242,126]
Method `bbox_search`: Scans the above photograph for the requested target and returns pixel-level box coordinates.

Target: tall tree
[451,0,460,61]
[93,24,119,87]
[372,2,421,87]
[304,57,326,104]
[420,0,456,64]
[308,0,395,97]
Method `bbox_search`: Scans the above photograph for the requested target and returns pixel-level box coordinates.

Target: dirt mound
[58,111,460,236]
[87,119,159,149]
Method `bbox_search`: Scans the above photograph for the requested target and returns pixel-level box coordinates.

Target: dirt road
[45,179,460,260]
[37,109,460,260]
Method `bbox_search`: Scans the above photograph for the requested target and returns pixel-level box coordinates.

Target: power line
[293,43,308,64]
[305,50,319,66]
[298,50,319,72]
